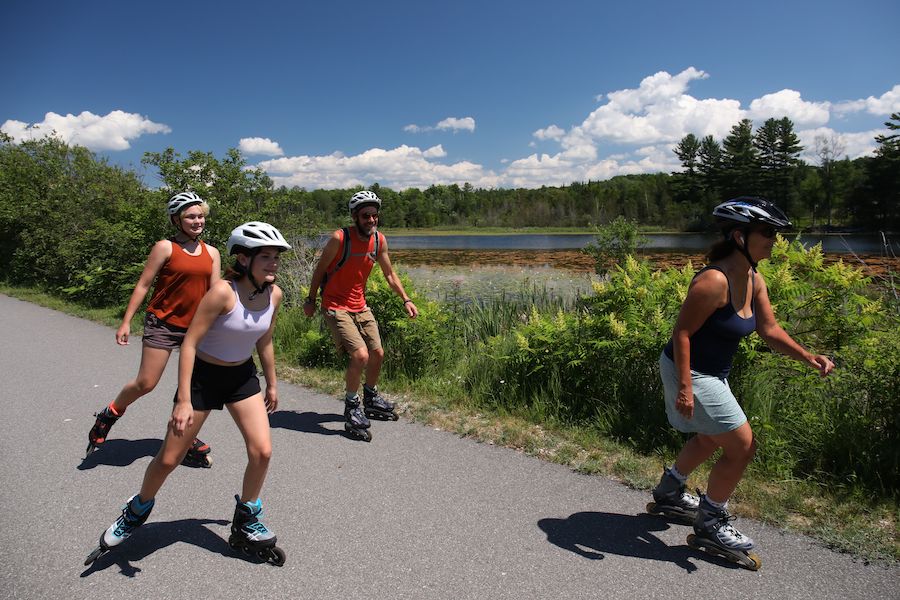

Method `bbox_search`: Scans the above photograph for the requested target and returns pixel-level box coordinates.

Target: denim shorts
[658,352,747,435]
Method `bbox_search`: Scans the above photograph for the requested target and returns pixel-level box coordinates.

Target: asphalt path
[0,294,896,599]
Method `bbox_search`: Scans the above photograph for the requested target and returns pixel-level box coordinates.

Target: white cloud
[0,110,170,150]
[256,144,498,190]
[404,116,476,133]
[533,125,565,141]
[747,90,830,126]
[238,137,284,156]
[797,127,884,162]
[833,84,900,116]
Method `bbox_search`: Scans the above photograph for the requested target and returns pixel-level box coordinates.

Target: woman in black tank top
[649,197,834,564]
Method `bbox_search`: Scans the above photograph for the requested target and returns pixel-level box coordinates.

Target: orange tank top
[146,240,213,328]
[321,229,383,312]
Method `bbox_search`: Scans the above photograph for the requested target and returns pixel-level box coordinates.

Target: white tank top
[197,282,274,362]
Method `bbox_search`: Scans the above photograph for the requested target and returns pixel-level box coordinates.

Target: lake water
[388,232,893,254]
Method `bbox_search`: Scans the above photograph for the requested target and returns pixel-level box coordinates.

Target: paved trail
[0,294,895,600]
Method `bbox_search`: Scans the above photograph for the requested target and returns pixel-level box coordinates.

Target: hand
[116,323,130,345]
[675,388,694,419]
[303,299,316,318]
[809,354,835,377]
[169,402,194,435]
[264,387,278,414]
[403,299,419,319]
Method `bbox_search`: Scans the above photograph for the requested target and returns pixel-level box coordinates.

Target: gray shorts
[658,352,747,435]
[142,312,187,350]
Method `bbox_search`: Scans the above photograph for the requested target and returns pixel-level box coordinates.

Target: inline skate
[645,468,699,525]
[363,385,398,421]
[181,437,213,468]
[228,495,285,566]
[344,395,372,442]
[85,403,122,458]
[687,494,761,570]
[84,494,154,566]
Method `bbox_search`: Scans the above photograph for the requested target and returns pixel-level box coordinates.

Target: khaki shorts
[323,307,382,354]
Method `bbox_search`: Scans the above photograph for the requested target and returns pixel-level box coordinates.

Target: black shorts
[174,358,261,411]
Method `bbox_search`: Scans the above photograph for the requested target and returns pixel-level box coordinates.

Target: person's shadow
[78,438,162,470]
[538,511,704,572]
[80,518,232,577]
[269,410,344,436]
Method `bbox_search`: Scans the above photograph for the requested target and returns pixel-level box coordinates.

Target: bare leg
[673,434,720,477]
[111,345,173,413]
[345,346,368,395]
[364,345,384,388]
[226,394,272,502]
[705,422,757,503]
[138,409,211,501]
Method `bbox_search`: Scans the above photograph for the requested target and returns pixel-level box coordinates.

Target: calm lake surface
[388,233,892,254]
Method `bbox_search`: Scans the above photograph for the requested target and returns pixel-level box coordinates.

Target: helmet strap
[243,253,270,300]
[732,227,758,269]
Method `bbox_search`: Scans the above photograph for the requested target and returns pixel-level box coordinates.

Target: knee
[248,444,272,465]
[728,435,757,464]
[132,377,158,396]
[350,348,369,366]
[152,452,181,473]
[369,346,384,362]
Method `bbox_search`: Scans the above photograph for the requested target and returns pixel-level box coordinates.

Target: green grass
[3,282,897,564]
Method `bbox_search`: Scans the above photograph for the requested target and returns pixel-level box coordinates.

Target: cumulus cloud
[833,84,900,116]
[747,89,831,126]
[533,125,565,141]
[1,110,170,150]
[404,116,476,133]
[797,127,884,162]
[256,144,497,190]
[238,137,284,156]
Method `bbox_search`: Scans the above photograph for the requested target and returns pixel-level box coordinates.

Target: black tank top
[664,266,756,377]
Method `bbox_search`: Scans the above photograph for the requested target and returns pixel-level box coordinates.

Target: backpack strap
[334,227,352,270]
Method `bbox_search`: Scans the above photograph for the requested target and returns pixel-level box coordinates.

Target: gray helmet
[167,191,204,216]
[226,221,292,255]
[348,190,381,214]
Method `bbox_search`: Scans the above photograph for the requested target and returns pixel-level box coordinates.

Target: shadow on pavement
[538,511,714,573]
[80,518,231,577]
[78,438,162,470]
[269,410,344,436]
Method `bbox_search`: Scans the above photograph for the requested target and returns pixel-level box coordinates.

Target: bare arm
[753,272,834,376]
[116,240,173,345]
[671,269,729,418]
[377,236,418,318]
[304,231,342,317]
[171,281,234,433]
[207,243,222,287]
[256,286,283,413]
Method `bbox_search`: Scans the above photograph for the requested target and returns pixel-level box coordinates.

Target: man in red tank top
[304,191,418,441]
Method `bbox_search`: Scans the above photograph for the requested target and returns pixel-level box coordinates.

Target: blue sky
[2,0,898,190]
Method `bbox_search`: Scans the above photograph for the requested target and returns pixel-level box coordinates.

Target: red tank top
[146,240,213,328]
[322,228,383,312]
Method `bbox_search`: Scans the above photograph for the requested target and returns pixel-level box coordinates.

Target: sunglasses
[753,225,778,239]
[359,211,379,221]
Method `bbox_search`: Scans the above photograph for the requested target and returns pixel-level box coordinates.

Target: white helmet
[227,221,292,255]
[348,190,381,214]
[167,191,204,216]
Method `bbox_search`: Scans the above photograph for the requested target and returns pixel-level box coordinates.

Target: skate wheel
[744,552,762,571]
[646,502,657,514]
[203,455,213,468]
[389,413,399,421]
[361,429,372,442]
[259,546,286,566]
[686,533,698,548]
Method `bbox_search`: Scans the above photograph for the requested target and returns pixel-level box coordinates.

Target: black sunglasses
[753,225,777,239]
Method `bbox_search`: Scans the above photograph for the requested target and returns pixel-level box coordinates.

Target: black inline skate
[181,437,213,468]
[85,403,122,458]
[228,495,285,566]
[645,468,699,525]
[363,385,398,421]
[84,494,154,566]
[687,494,761,570]
[344,395,372,442]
